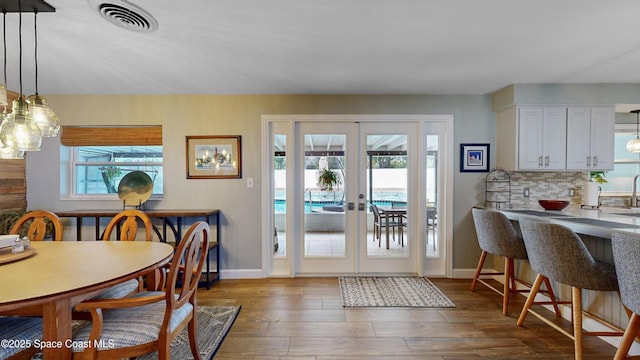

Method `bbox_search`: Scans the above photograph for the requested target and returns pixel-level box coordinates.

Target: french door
[264,115,451,277]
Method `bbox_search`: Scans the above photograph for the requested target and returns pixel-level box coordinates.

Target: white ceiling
[3,0,640,96]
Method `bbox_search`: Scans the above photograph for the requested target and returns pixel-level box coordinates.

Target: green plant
[590,171,607,184]
[100,166,123,193]
[317,168,341,191]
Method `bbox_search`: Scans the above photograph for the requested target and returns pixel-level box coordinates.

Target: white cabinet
[496,105,615,171]
[517,106,567,170]
[566,106,615,171]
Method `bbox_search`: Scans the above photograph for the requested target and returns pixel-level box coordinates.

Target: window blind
[60,126,162,146]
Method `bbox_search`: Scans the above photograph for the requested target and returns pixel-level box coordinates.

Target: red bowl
[538,200,569,211]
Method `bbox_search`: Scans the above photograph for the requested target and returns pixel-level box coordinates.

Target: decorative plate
[117,171,153,206]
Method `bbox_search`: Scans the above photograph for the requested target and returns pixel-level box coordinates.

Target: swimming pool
[274,199,406,213]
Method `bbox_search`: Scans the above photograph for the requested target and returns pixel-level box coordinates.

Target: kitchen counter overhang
[491,206,640,239]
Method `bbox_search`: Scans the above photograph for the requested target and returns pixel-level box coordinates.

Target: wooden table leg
[42,298,72,359]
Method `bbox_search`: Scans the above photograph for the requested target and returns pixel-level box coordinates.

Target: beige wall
[25,94,495,274]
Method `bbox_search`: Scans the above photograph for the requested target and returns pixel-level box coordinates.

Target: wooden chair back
[167,221,210,309]
[102,209,153,241]
[10,210,63,241]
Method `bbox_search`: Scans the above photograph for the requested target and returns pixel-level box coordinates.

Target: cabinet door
[566,106,615,170]
[542,107,567,170]
[566,107,592,170]
[589,106,615,170]
[518,107,544,169]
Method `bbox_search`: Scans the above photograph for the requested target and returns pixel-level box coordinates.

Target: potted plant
[317,168,341,191]
[585,171,606,207]
[590,171,607,184]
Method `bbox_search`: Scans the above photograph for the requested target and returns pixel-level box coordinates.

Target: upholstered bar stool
[470,208,561,316]
[611,232,640,360]
[517,219,622,360]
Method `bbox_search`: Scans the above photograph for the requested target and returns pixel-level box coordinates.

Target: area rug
[32,305,240,360]
[137,305,240,360]
[339,276,455,308]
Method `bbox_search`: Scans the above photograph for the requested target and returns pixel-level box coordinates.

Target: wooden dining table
[0,241,174,360]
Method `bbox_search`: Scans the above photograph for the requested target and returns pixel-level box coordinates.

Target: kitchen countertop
[483,205,640,239]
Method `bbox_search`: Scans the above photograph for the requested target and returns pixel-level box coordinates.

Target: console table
[55,209,221,289]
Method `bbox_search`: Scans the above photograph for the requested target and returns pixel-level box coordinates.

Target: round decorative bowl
[538,200,570,211]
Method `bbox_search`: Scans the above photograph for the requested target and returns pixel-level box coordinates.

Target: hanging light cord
[18,0,22,98]
[33,10,38,95]
[2,11,6,93]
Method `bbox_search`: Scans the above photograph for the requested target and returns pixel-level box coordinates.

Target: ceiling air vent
[88,0,158,33]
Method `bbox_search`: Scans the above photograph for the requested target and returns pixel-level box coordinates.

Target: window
[71,145,163,196]
[600,124,640,194]
[61,126,163,199]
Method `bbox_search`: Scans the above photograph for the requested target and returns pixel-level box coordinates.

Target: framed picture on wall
[460,143,490,172]
[186,135,242,179]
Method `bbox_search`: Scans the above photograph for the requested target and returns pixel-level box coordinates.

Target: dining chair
[517,219,622,360]
[370,204,402,248]
[0,316,42,360]
[72,221,210,360]
[9,210,63,241]
[426,202,437,250]
[102,209,153,241]
[610,232,640,360]
[91,209,155,299]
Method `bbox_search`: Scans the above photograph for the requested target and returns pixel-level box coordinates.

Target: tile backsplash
[497,171,627,208]
[506,171,586,208]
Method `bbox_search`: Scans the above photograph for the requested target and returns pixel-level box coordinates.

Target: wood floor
[198,277,619,359]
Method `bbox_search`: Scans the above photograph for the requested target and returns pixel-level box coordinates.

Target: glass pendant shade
[27,94,59,137]
[0,112,23,159]
[0,98,42,152]
[628,110,640,153]
[627,137,640,153]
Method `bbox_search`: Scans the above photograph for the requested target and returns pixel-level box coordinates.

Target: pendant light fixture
[26,9,58,137]
[0,10,21,159]
[0,0,41,152]
[627,110,640,153]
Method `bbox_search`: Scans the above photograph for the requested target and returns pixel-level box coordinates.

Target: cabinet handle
[587,156,591,167]
[538,156,543,167]
[544,155,549,167]
[593,156,598,167]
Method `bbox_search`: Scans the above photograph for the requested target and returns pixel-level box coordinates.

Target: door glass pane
[304,134,345,257]
[426,134,439,258]
[366,134,408,257]
[273,134,286,257]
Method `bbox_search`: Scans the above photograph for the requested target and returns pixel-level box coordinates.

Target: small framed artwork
[460,143,490,172]
[186,135,242,179]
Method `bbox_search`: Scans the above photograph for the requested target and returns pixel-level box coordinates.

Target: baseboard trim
[219,269,265,279]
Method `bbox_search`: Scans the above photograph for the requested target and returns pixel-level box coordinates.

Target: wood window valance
[60,126,162,146]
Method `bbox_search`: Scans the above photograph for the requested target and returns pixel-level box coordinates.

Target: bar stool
[611,232,640,360]
[470,208,561,316]
[517,219,622,360]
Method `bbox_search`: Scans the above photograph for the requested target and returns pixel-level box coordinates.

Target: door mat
[339,276,455,308]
